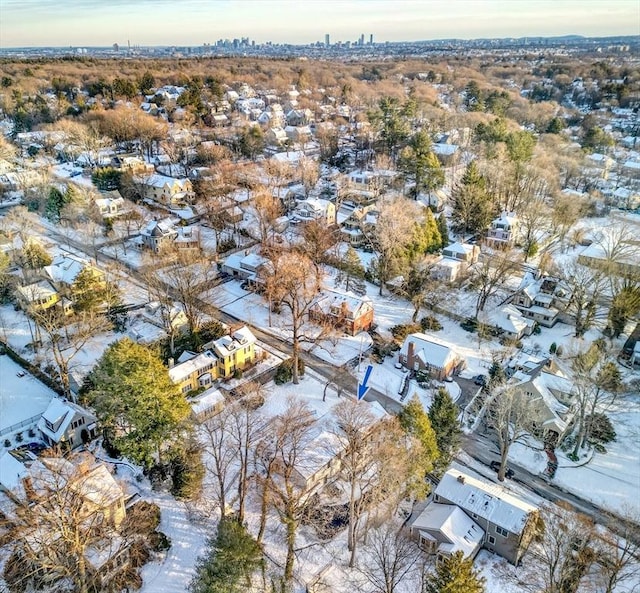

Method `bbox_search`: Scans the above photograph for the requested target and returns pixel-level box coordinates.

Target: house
[95,195,126,218]
[110,154,154,174]
[410,503,485,561]
[43,254,106,299]
[187,387,226,421]
[486,212,520,248]
[487,305,534,340]
[37,398,98,450]
[266,127,288,146]
[139,218,179,252]
[169,326,258,390]
[135,174,193,207]
[507,357,575,441]
[207,326,258,379]
[309,290,374,335]
[169,350,218,394]
[430,469,539,565]
[15,281,60,313]
[173,226,201,251]
[221,251,269,283]
[434,241,480,282]
[399,333,465,380]
[417,189,448,212]
[291,198,336,226]
[285,125,312,144]
[339,205,377,247]
[512,274,569,327]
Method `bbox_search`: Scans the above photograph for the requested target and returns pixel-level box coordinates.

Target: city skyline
[0,0,638,48]
[0,0,640,47]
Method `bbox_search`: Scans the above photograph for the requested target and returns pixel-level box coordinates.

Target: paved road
[462,432,640,545]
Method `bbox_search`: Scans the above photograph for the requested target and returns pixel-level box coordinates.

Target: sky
[0,0,638,48]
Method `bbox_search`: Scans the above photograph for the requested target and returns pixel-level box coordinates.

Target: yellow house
[169,350,218,394]
[210,326,257,378]
[168,326,258,393]
[16,281,60,312]
[137,174,193,207]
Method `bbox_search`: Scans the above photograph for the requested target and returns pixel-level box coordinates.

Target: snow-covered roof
[411,502,484,559]
[401,333,459,370]
[443,241,475,257]
[436,470,537,534]
[0,451,29,492]
[69,463,123,507]
[188,387,225,417]
[489,305,532,335]
[44,254,91,286]
[15,280,58,302]
[169,350,217,383]
[212,326,256,358]
[37,399,96,443]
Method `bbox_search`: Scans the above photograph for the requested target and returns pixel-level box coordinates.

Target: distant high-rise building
[325,33,330,47]
[113,43,119,52]
[359,34,364,46]
[369,34,374,45]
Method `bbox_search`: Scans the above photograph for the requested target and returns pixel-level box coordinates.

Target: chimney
[168,357,174,368]
[407,340,415,368]
[457,475,466,484]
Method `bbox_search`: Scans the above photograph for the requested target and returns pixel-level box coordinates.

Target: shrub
[169,440,205,500]
[150,531,171,552]
[420,315,443,332]
[15,433,23,443]
[27,428,35,438]
[390,323,420,341]
[549,342,557,354]
[3,439,10,448]
[233,368,243,380]
[460,318,477,333]
[587,413,616,447]
[274,358,305,384]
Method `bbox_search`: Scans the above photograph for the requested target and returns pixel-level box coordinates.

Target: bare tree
[516,502,595,593]
[250,185,283,246]
[560,262,607,338]
[227,382,268,524]
[260,249,323,384]
[471,247,522,317]
[366,197,420,296]
[267,397,317,585]
[201,407,239,518]
[487,385,536,481]
[29,306,111,397]
[331,399,381,568]
[567,343,623,458]
[1,454,131,593]
[356,520,421,593]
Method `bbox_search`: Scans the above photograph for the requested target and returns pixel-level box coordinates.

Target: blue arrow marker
[357,364,373,401]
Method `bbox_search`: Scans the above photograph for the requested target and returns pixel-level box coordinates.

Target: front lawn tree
[429,387,462,475]
[487,386,536,481]
[424,550,485,593]
[83,338,191,469]
[397,130,444,197]
[451,161,496,237]
[471,247,521,316]
[261,249,322,384]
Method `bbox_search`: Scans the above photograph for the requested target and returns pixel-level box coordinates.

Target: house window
[496,526,509,537]
[488,535,496,545]
[182,385,191,394]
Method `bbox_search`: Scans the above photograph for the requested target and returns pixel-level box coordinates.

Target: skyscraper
[325,33,330,47]
[369,34,374,45]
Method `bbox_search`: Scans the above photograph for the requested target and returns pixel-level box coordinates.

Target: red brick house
[309,290,374,336]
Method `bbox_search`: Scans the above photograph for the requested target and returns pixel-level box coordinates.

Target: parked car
[473,374,487,386]
[18,442,47,454]
[490,460,514,479]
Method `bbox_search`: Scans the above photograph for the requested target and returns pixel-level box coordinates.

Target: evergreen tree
[21,240,52,269]
[398,395,439,475]
[72,267,121,314]
[398,130,444,196]
[237,125,265,159]
[406,209,442,263]
[437,214,449,247]
[45,187,68,221]
[451,162,495,236]
[190,518,262,593]
[83,338,191,469]
[424,550,485,593]
[428,388,462,475]
[335,245,367,295]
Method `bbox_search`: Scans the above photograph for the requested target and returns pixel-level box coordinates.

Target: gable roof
[37,399,96,443]
[169,350,217,383]
[436,470,537,534]
[401,333,459,370]
[411,502,484,558]
[44,254,91,286]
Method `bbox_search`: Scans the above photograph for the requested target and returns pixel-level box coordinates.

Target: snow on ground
[0,354,55,435]
[509,391,640,519]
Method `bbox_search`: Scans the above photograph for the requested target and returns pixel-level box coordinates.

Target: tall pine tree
[398,395,439,476]
[428,388,462,476]
[437,213,450,247]
[451,161,495,237]
[83,338,191,469]
[425,550,485,593]
[335,245,367,295]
